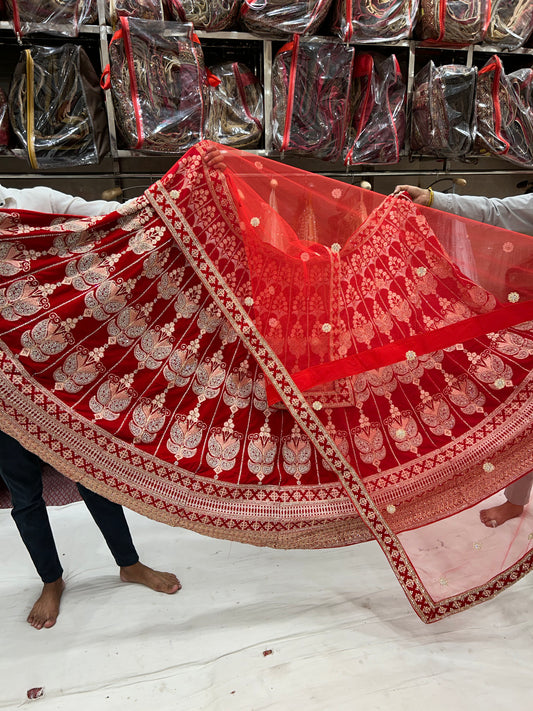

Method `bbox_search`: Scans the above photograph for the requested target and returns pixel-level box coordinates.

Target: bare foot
[27,578,65,630]
[119,561,181,594]
[480,501,524,528]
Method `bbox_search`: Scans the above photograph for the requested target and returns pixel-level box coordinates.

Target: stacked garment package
[1,1,533,167]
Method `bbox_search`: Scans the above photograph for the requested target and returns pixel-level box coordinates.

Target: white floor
[1,502,532,711]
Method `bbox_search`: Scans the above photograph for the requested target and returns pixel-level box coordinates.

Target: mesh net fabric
[1,141,533,621]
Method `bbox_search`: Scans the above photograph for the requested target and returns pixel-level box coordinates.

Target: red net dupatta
[1,141,533,622]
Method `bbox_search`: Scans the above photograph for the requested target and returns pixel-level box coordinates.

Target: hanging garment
[8,44,109,169]
[475,55,533,167]
[167,0,241,31]
[344,52,406,165]
[240,0,334,38]
[204,62,263,149]
[331,0,419,43]
[5,0,96,37]
[101,17,207,153]
[272,36,354,160]
[410,62,477,158]
[1,141,533,623]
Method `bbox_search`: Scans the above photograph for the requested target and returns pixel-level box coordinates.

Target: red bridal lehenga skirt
[1,141,533,622]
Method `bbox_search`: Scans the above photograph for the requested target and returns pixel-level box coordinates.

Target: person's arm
[0,185,122,216]
[394,185,533,236]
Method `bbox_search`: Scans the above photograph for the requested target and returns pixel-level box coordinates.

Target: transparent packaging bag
[0,87,10,154]
[167,0,240,31]
[331,0,419,43]
[101,17,207,154]
[344,52,406,165]
[8,44,109,168]
[419,0,490,45]
[106,0,164,27]
[204,62,263,149]
[485,0,533,50]
[240,0,334,38]
[475,55,533,167]
[272,36,354,161]
[5,0,97,37]
[509,67,533,109]
[410,61,477,157]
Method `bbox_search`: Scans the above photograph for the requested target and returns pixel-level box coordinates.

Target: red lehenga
[1,141,533,622]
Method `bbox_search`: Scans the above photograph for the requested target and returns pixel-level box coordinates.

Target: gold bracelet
[427,187,434,207]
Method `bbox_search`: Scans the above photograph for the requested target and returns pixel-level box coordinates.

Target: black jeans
[0,430,138,583]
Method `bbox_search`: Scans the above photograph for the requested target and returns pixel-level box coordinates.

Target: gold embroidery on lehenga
[0,241,30,275]
[247,420,279,482]
[20,315,74,361]
[53,348,104,394]
[0,277,48,320]
[89,376,134,421]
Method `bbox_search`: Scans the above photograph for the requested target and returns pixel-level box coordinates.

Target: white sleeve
[431,192,533,236]
[0,185,122,216]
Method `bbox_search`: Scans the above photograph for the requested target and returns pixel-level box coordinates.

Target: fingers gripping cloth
[103,17,207,153]
[9,43,109,169]
[410,61,477,158]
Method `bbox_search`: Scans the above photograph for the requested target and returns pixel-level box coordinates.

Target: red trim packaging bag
[485,0,533,50]
[331,0,419,43]
[272,35,354,161]
[419,0,490,45]
[106,0,164,27]
[8,43,108,168]
[101,17,207,153]
[240,0,334,38]
[5,0,96,37]
[410,61,477,157]
[475,54,533,167]
[204,62,263,149]
[344,52,406,165]
[167,0,240,31]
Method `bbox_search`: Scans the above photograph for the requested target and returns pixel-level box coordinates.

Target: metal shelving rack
[2,6,533,189]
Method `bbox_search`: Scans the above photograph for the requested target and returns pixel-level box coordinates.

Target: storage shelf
[2,8,533,186]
